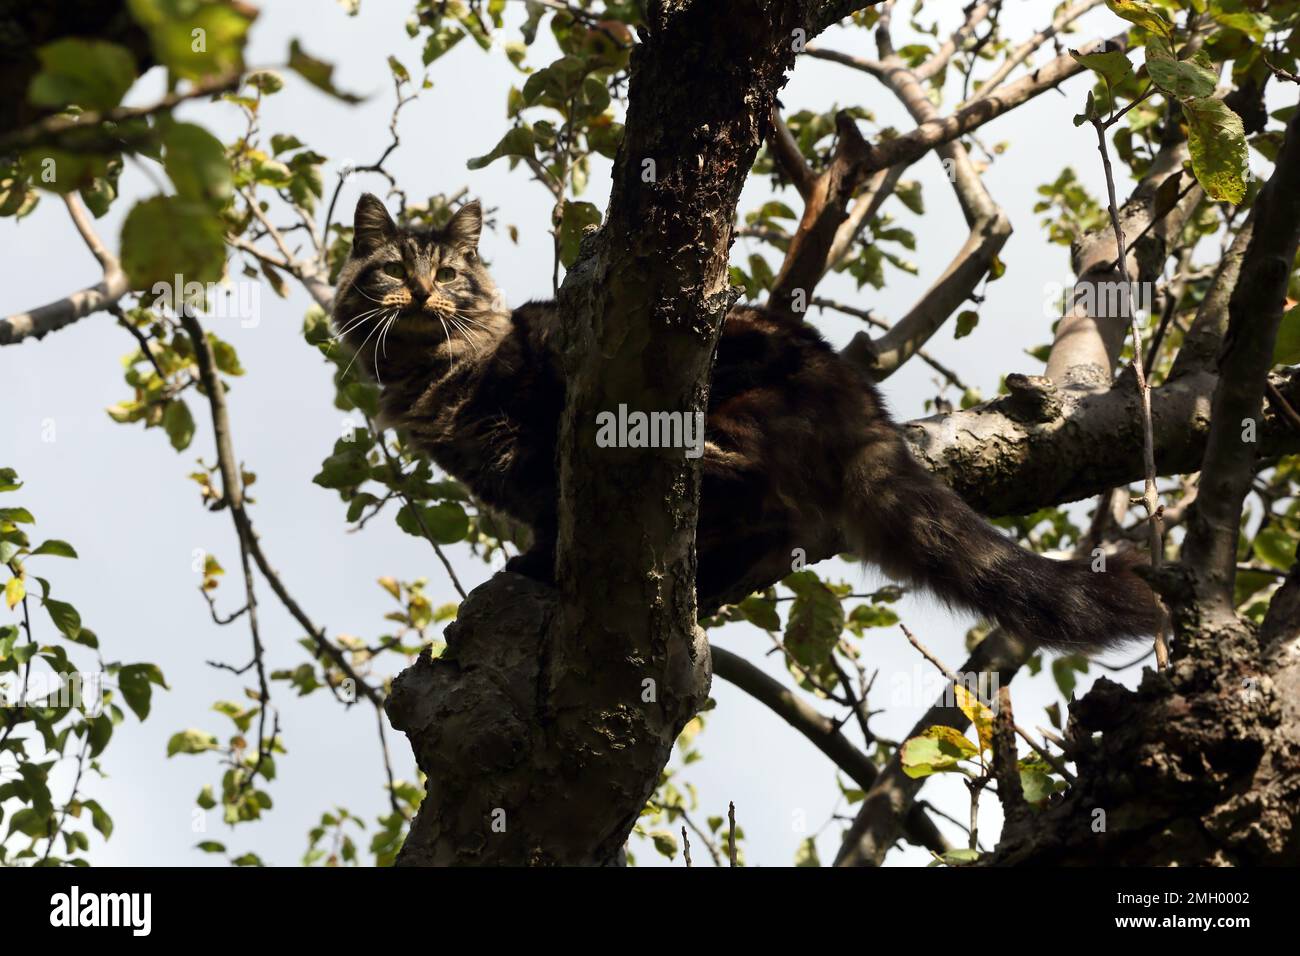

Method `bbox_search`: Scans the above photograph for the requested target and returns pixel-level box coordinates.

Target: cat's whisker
[449,316,486,355]
[377,313,399,375]
[454,311,493,331]
[374,312,396,384]
[332,308,384,341]
[341,311,389,382]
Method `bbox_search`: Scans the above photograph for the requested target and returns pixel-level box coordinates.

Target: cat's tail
[843,436,1162,652]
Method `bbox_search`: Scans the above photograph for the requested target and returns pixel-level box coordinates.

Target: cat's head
[332,193,505,372]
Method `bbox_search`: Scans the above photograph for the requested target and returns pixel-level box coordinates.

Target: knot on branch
[1003,373,1062,423]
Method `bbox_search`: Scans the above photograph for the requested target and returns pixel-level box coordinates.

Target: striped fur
[333,196,1161,652]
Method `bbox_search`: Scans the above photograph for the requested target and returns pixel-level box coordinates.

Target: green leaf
[0,468,21,492]
[396,502,469,545]
[1051,654,1089,699]
[83,798,113,838]
[954,310,979,339]
[558,200,601,267]
[86,714,113,757]
[312,449,370,489]
[28,39,136,110]
[781,570,844,671]
[0,625,18,659]
[846,603,900,635]
[163,400,196,452]
[129,0,252,80]
[901,733,965,778]
[1069,49,1133,86]
[166,729,219,756]
[1274,303,1300,366]
[649,830,678,859]
[7,807,50,839]
[0,507,35,524]
[467,126,536,170]
[1145,43,1216,100]
[288,39,364,102]
[1183,97,1248,204]
[927,724,980,757]
[195,840,226,853]
[1020,768,1055,805]
[43,598,81,640]
[118,663,166,721]
[120,195,226,287]
[162,122,233,209]
[30,540,77,559]
[794,837,820,867]
[1252,527,1297,572]
[737,594,780,631]
[247,70,284,94]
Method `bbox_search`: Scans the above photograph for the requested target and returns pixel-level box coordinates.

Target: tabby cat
[332,193,1161,651]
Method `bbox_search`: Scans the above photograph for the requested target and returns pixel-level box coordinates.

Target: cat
[331,193,1162,651]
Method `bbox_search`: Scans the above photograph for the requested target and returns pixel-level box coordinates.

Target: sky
[0,0,1256,867]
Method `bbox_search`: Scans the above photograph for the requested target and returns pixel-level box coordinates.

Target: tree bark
[389,0,880,866]
[990,102,1300,868]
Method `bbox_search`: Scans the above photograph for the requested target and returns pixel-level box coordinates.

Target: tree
[1,0,1298,867]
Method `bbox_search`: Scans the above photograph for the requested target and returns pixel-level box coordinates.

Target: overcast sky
[0,1,1252,867]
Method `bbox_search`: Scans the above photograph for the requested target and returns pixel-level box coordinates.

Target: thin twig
[1091,110,1168,668]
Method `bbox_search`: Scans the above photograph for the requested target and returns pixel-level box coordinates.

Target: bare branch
[802,45,887,78]
[1,193,128,346]
[767,104,817,199]
[964,0,1104,102]
[838,51,1010,379]
[868,34,1124,175]
[178,308,382,707]
[914,1,996,83]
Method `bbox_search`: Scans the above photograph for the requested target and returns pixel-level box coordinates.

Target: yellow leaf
[953,684,996,755]
[5,575,25,611]
[377,576,401,600]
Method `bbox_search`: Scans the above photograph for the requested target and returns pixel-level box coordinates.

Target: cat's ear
[354,193,397,255]
[445,200,482,251]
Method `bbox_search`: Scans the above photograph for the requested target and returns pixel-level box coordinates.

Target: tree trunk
[387,0,862,866]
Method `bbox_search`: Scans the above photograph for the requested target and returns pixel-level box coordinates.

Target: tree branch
[0,71,242,155]
[1180,102,1300,628]
[710,644,948,854]
[0,194,128,346]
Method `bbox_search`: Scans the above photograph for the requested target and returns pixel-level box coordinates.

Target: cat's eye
[382,262,406,279]
[435,266,457,283]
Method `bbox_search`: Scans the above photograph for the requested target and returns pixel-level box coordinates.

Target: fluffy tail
[846,439,1162,652]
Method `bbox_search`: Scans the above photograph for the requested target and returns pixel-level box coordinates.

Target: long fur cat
[332,193,1162,651]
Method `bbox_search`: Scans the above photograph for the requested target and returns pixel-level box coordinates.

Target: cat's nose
[411,277,433,302]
